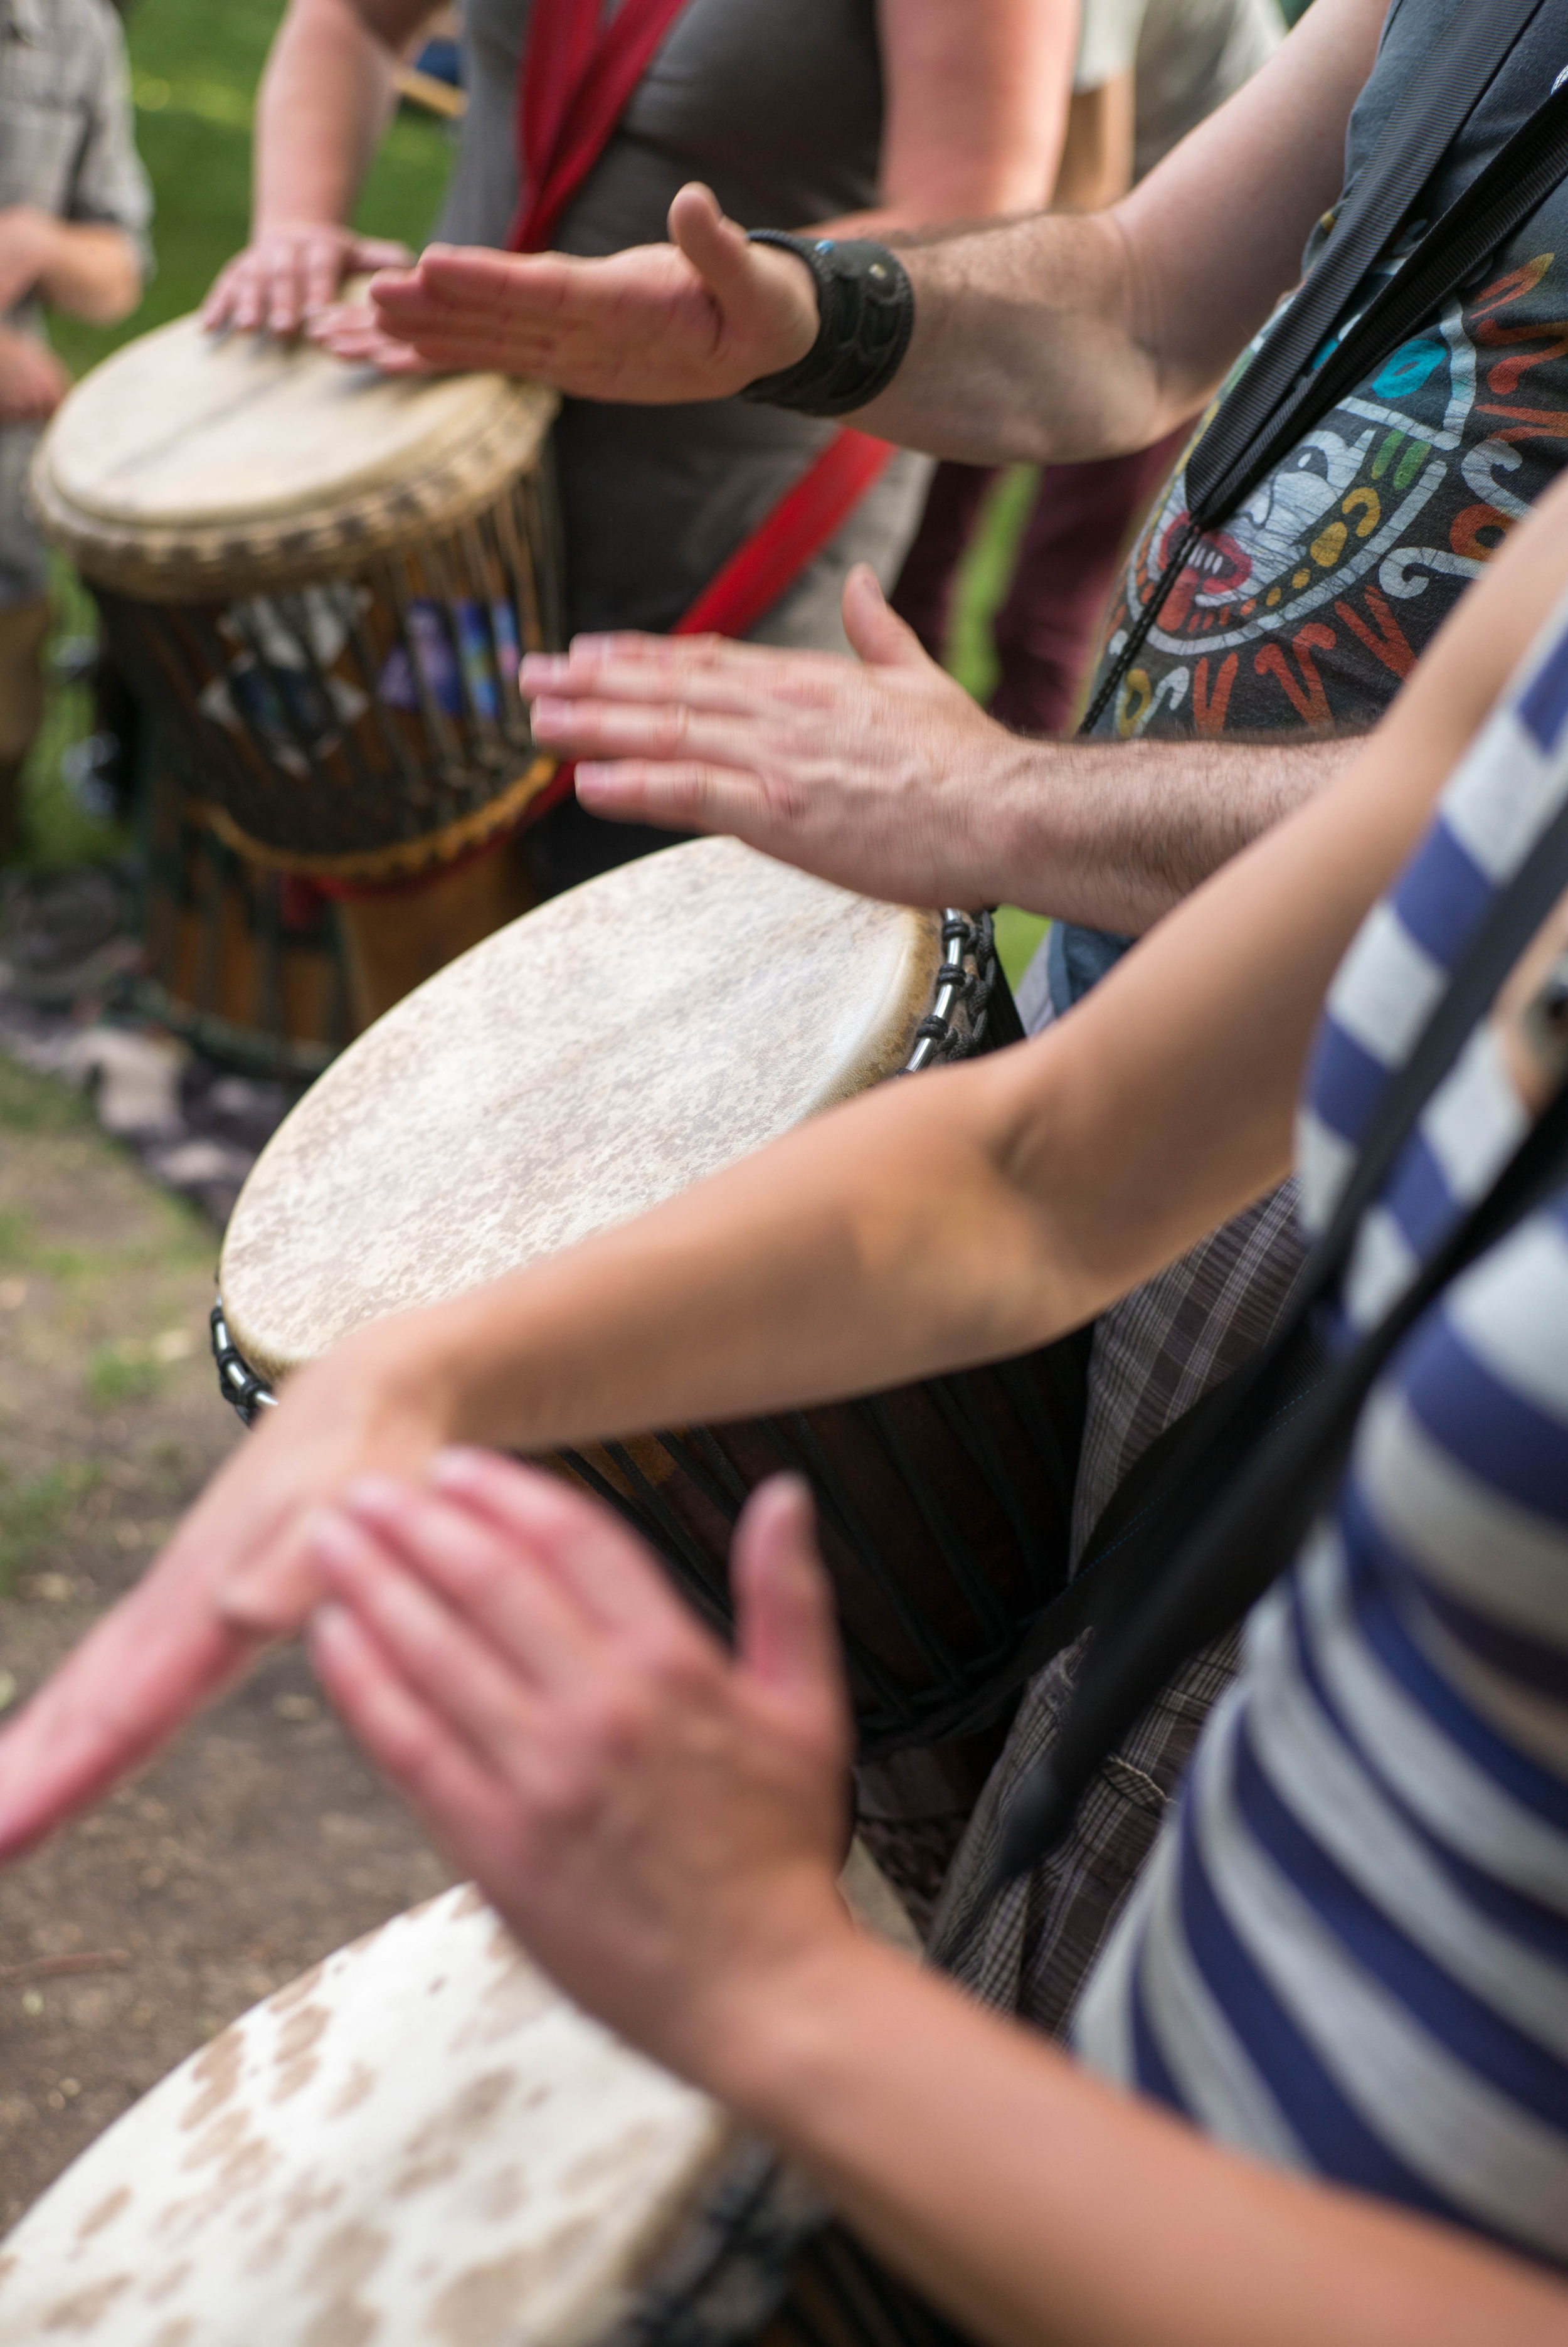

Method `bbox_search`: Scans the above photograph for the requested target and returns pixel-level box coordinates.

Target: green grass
[0,1462,100,1597]
[945,467,1040,706]
[0,1056,93,1135]
[0,1195,211,1281]
[995,904,1048,993]
[85,1340,165,1410]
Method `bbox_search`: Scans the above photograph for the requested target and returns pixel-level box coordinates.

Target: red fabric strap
[507,0,896,829]
[525,427,894,825]
[674,426,893,638]
[509,0,693,257]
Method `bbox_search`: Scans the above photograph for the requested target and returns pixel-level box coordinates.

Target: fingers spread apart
[309,1602,517,1870]
[426,1449,711,1646]
[305,1500,558,1787]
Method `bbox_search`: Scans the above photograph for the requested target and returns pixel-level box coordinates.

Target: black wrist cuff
[739,231,914,417]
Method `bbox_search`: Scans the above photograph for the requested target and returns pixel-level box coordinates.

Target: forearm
[353,670,1487,1456]
[815,0,1078,244]
[983,729,1367,932]
[846,210,1171,464]
[703,1936,1568,2347]
[840,0,1380,465]
[35,221,140,322]
[361,1062,1098,1454]
[251,0,418,233]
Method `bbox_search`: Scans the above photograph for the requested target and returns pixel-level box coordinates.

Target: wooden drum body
[29,315,563,1024]
[213,839,1084,1764]
[137,760,352,1078]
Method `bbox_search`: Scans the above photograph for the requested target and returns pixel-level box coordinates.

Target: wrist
[693,1910,908,2134]
[741,233,914,418]
[963,730,1072,918]
[252,213,350,240]
[329,1305,472,1449]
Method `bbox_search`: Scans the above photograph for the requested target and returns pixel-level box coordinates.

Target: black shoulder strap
[991,1064,1568,1884]
[1184,0,1550,524]
[983,773,1568,1882]
[1081,1,1565,734]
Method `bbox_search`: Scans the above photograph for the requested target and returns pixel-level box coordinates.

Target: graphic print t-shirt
[1052,0,1568,1010]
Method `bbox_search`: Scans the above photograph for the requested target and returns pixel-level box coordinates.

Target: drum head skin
[0,1885,729,2347]
[28,312,557,599]
[221,838,943,1384]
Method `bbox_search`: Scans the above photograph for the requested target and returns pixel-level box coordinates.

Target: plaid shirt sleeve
[56,0,153,265]
[0,0,153,606]
[0,0,153,268]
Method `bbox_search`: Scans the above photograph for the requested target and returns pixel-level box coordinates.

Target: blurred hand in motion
[203,222,414,339]
[0,324,68,423]
[522,563,1039,911]
[307,1456,855,2078]
[0,1331,458,1865]
[305,294,436,372]
[358,182,818,396]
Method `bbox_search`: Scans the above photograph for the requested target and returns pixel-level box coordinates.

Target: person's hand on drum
[524,563,1045,913]
[203,222,415,339]
[305,292,437,372]
[306,1453,858,2080]
[357,183,819,399]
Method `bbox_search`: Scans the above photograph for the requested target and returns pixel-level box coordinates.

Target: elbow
[78,255,144,326]
[102,280,144,327]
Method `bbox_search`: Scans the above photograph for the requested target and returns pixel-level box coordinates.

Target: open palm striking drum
[212,839,1085,1759]
[0,1885,967,2347]
[29,313,563,1024]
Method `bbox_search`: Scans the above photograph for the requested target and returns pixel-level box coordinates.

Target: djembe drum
[29,312,563,1029]
[212,839,1086,1800]
[137,761,352,1077]
[0,1885,971,2347]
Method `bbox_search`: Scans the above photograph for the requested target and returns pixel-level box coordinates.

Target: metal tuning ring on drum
[899,909,1010,1073]
[209,1295,278,1426]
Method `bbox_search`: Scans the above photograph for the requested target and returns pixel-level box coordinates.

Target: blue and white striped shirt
[1073,593,1568,2266]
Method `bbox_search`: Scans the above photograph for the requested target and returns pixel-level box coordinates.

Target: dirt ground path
[0,1055,452,2234]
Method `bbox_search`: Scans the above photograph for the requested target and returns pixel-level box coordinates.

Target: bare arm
[363,0,1380,461]
[856,0,1383,460]
[304,1460,1568,2347]
[531,566,1364,931]
[3,460,1553,1865]
[202,0,435,334]
[0,209,140,324]
[822,0,1078,238]
[322,0,1081,371]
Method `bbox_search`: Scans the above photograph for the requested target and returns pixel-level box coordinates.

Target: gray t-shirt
[436,0,928,644]
[0,0,151,608]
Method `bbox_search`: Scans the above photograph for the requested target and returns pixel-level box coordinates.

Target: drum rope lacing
[210,908,1005,1429]
[898,910,1002,1074]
